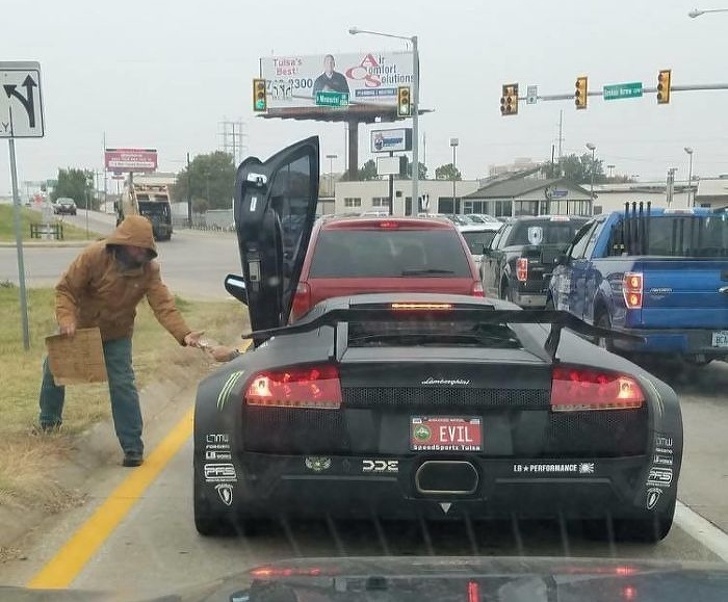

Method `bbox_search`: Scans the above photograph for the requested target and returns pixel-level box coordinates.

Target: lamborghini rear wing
[241,300,644,361]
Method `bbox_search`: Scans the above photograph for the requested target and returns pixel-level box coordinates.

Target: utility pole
[557,110,564,162]
[666,168,678,207]
[186,152,192,228]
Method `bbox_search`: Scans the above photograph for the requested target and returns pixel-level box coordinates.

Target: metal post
[186,152,192,228]
[590,148,595,204]
[688,152,694,207]
[9,128,31,350]
[388,151,394,216]
[411,35,419,215]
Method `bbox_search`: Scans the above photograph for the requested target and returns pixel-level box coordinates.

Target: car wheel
[594,312,614,351]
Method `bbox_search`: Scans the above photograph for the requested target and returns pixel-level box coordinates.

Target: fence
[172,209,235,232]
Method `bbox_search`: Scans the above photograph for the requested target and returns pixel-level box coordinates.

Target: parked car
[548,204,728,366]
[466,213,501,224]
[482,215,589,307]
[458,222,503,280]
[53,197,77,216]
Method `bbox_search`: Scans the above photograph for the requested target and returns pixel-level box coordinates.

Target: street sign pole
[8,108,30,350]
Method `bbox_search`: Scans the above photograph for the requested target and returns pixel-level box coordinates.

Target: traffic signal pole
[514,82,728,104]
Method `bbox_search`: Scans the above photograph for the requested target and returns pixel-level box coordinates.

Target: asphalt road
[0,210,240,300]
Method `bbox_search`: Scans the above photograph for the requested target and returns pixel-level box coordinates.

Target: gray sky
[1,0,726,194]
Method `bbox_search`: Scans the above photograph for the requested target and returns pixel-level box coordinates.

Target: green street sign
[603,82,643,100]
[315,91,349,107]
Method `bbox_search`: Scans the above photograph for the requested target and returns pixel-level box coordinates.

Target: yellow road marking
[27,339,252,589]
[27,407,194,589]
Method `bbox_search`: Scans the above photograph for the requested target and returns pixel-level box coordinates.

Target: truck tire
[594,312,614,352]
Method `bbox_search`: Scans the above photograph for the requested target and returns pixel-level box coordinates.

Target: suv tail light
[291,282,312,321]
[471,281,485,297]
[516,257,528,282]
[622,272,643,309]
[550,366,645,412]
[245,364,342,410]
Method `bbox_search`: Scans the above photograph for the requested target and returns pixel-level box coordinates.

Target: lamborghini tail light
[291,282,312,321]
[550,366,645,412]
[516,257,528,282]
[622,272,643,309]
[245,364,342,409]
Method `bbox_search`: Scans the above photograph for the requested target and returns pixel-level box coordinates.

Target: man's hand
[208,345,238,363]
[59,322,76,338]
[184,331,205,347]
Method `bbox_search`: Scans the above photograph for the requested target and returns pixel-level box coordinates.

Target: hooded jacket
[55,215,192,344]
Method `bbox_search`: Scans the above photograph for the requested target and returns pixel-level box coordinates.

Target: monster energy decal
[217,371,245,411]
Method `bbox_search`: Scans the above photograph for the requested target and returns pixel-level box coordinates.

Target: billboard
[104,148,158,172]
[260,51,414,110]
[370,128,413,153]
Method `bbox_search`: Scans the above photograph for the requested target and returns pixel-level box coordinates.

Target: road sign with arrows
[1,61,44,138]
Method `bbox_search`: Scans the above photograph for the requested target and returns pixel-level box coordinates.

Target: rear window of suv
[309,229,472,278]
[508,219,588,246]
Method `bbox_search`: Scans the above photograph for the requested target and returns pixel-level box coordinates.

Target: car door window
[584,220,606,258]
[568,221,597,260]
[496,225,513,249]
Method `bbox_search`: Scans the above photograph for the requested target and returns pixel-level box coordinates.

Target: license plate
[712,331,728,348]
[410,416,482,452]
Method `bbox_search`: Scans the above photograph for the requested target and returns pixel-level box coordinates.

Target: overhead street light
[349,26,420,212]
[689,7,728,17]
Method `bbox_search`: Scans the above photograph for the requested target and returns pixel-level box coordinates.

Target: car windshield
[461,230,499,254]
[309,229,472,277]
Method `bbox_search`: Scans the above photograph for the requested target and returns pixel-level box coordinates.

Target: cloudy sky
[1,0,726,194]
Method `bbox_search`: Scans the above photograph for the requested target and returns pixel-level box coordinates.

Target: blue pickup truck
[547,204,728,366]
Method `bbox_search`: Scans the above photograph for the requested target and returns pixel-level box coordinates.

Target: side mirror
[224,274,248,305]
[554,254,569,267]
[482,244,493,256]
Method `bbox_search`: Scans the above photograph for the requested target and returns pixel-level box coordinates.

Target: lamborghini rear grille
[542,406,648,457]
[342,387,550,409]
[244,408,350,453]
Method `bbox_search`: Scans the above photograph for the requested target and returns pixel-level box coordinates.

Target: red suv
[291,216,484,321]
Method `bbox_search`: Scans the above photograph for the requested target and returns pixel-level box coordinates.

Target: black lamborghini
[192,136,683,542]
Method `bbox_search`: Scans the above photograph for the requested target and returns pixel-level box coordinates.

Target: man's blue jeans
[39,337,143,455]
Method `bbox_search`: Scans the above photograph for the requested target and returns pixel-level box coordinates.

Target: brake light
[622,272,643,309]
[391,302,453,311]
[471,281,485,297]
[551,366,644,411]
[291,282,311,321]
[245,364,342,409]
[516,257,528,282]
[378,221,399,229]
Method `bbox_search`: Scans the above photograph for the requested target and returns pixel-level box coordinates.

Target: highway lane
[0,364,726,596]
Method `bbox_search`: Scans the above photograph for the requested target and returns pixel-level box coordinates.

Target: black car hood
[8,557,728,601]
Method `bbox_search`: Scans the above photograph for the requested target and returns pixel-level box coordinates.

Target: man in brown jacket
[38,215,203,467]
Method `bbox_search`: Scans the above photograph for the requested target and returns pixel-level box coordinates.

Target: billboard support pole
[411,35,420,215]
[388,151,394,216]
[347,120,358,181]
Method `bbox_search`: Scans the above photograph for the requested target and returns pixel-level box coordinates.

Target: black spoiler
[242,303,644,362]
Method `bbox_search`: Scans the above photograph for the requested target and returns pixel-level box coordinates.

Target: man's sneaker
[122,452,144,467]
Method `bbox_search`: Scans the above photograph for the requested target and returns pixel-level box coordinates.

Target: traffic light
[575,76,588,109]
[500,83,519,116]
[657,69,672,104]
[253,79,267,112]
[397,86,411,116]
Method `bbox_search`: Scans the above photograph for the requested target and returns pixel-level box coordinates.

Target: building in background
[591,182,690,214]
[694,177,728,210]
